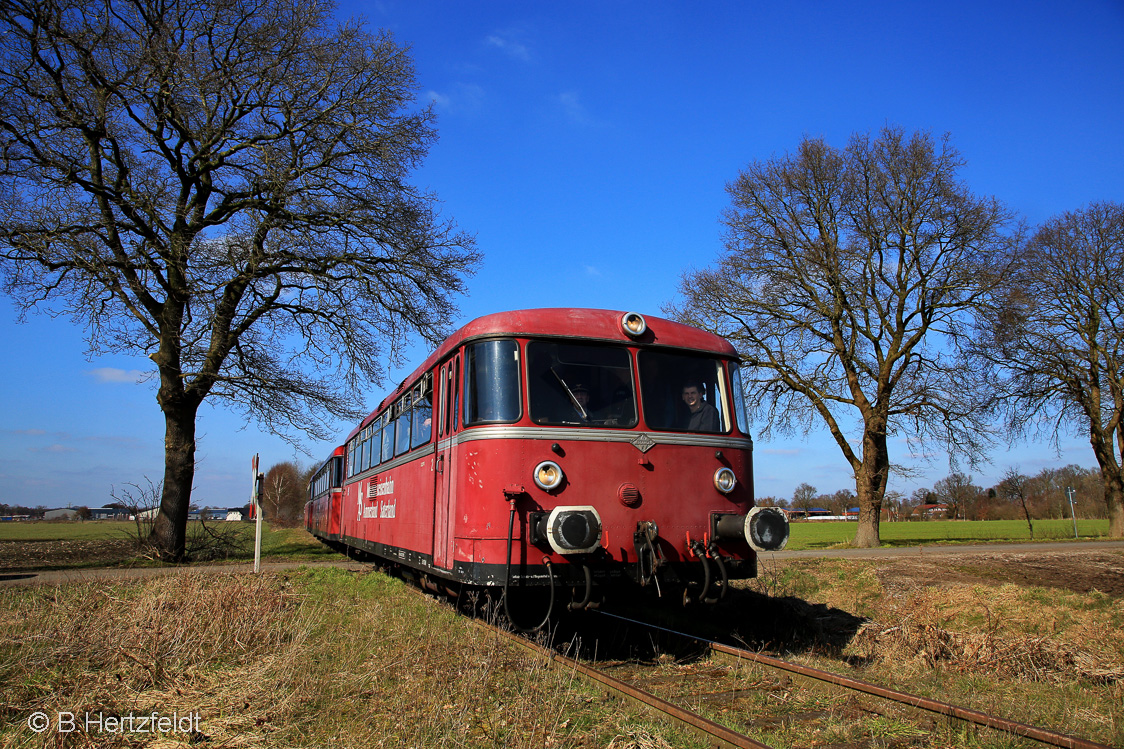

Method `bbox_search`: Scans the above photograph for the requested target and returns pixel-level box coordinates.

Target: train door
[433,354,461,570]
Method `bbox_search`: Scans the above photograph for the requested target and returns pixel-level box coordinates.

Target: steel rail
[472,618,774,749]
[595,610,1114,749]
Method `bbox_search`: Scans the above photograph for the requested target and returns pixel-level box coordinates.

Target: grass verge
[0,567,711,748]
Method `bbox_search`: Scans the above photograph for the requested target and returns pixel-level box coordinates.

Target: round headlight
[621,312,647,337]
[533,460,564,491]
[713,467,737,494]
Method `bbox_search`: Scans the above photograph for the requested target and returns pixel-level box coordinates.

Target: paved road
[768,539,1124,560]
[2,540,1120,588]
[0,560,369,588]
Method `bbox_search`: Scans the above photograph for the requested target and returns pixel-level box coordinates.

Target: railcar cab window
[464,340,521,425]
[527,342,637,427]
[729,363,750,435]
[638,351,730,433]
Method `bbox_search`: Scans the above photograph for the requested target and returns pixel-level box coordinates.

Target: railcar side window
[527,342,637,427]
[464,340,521,425]
[411,376,433,448]
[394,398,412,456]
[359,422,368,470]
[369,421,382,469]
[381,413,394,462]
[638,352,730,433]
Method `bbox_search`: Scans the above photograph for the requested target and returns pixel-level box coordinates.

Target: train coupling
[713,507,790,552]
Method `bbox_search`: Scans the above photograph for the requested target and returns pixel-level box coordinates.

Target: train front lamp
[620,312,647,338]
[713,467,737,494]
[533,460,564,491]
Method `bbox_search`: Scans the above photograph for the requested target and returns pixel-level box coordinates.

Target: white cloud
[486,34,530,61]
[88,367,148,384]
[31,444,76,453]
[426,84,484,114]
[557,91,596,126]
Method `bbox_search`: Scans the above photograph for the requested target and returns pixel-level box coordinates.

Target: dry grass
[734,557,1124,747]
[0,568,709,749]
[850,585,1124,684]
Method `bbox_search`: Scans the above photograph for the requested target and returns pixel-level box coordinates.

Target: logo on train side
[367,477,394,498]
[359,477,396,520]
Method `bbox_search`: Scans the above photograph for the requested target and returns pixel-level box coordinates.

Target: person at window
[570,383,591,420]
[681,382,720,432]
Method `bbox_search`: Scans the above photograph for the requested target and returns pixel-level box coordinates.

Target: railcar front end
[307,309,789,612]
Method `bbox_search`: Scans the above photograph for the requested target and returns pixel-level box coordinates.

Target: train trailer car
[305,308,788,619]
[305,446,345,543]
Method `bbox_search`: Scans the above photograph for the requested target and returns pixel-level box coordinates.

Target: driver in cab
[681,382,720,432]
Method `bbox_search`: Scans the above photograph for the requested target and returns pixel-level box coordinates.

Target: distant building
[916,503,951,519]
[89,506,132,520]
[786,507,833,520]
[44,508,79,521]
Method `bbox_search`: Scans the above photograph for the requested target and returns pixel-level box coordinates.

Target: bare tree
[262,461,307,528]
[997,468,1034,538]
[977,202,1124,537]
[667,126,1020,547]
[792,482,817,516]
[830,488,856,516]
[0,0,480,560]
[931,471,980,520]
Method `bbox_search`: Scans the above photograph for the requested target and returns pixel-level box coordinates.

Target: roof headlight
[713,467,737,494]
[621,312,647,337]
[533,460,564,491]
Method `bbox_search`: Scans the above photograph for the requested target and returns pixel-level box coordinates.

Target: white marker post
[252,454,263,573]
[1065,486,1078,539]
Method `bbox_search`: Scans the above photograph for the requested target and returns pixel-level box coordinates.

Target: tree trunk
[149,401,199,561]
[852,429,889,548]
[1106,471,1124,538]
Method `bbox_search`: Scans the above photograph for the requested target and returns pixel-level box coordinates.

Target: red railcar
[305,446,345,542]
[306,308,787,611]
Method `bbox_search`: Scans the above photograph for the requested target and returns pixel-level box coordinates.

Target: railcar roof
[350,308,738,439]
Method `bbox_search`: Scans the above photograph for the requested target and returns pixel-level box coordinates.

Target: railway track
[450,593,1114,749]
[396,568,1116,748]
[588,609,1115,749]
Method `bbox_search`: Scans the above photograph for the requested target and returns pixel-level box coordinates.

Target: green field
[785,517,1112,550]
[0,517,1115,561]
[0,520,334,566]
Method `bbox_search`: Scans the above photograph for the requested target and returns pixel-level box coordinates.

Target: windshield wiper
[550,367,588,421]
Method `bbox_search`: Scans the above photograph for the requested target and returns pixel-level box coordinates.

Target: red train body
[305,309,787,606]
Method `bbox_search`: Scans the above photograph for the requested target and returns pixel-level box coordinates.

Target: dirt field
[862,547,1124,597]
[0,537,137,571]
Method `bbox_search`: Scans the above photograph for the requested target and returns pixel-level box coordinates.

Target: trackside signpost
[1065,486,1078,539]
[252,454,263,573]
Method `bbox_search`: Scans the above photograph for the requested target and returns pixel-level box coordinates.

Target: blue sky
[2,0,1122,509]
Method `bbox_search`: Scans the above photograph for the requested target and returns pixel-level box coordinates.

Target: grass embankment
[2,559,1121,747]
[733,555,1124,747]
[785,518,1113,551]
[0,567,708,748]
